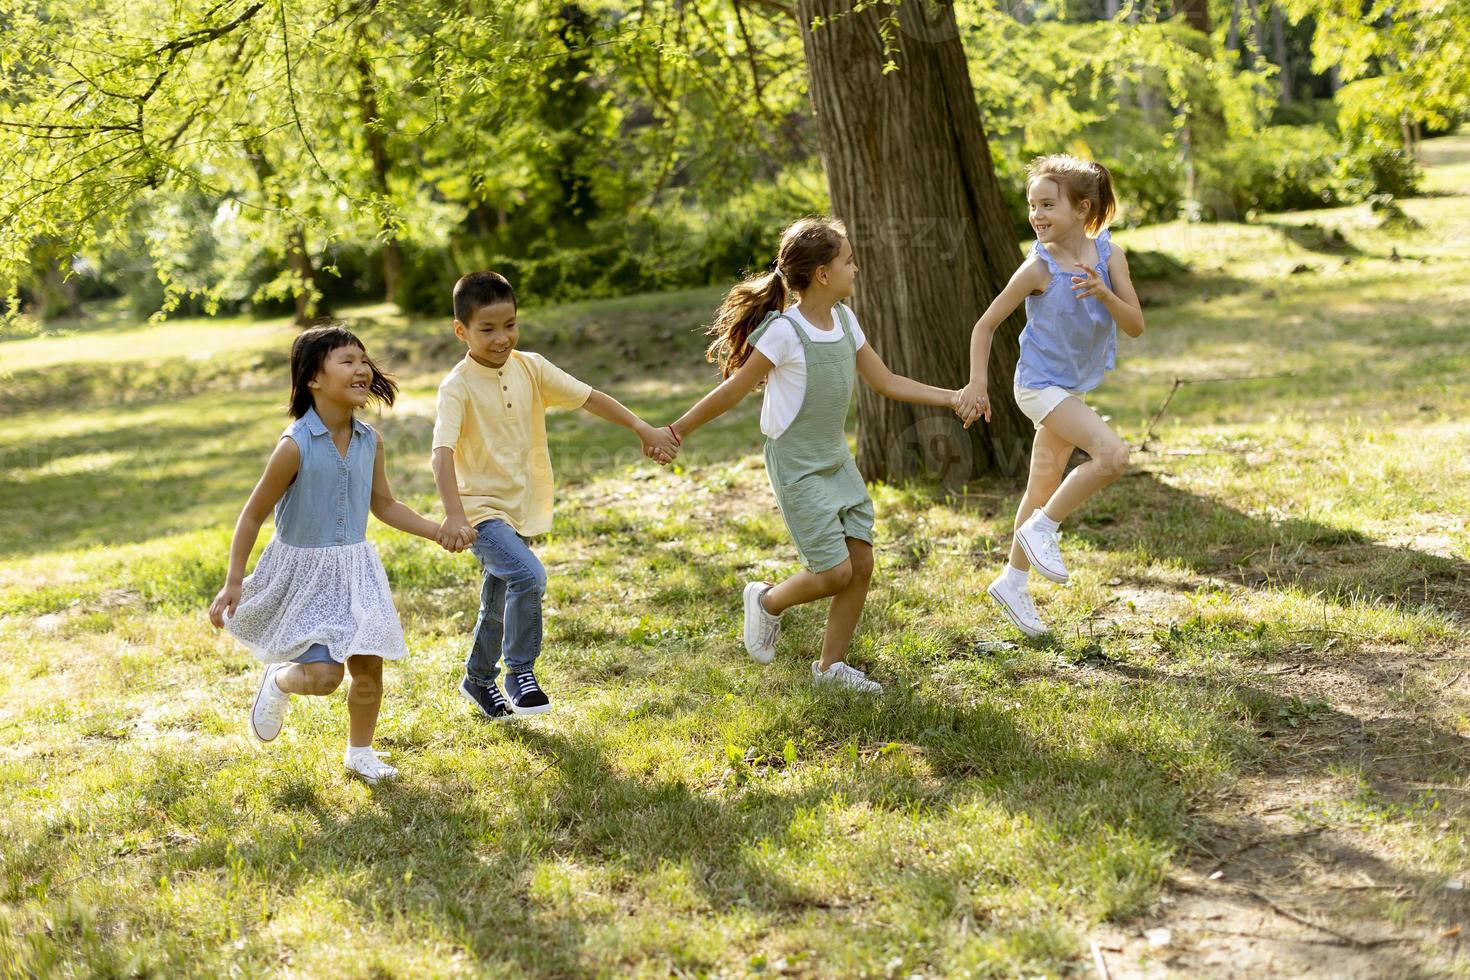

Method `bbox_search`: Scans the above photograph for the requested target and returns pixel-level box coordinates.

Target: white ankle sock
[1001,564,1029,589]
[1028,510,1060,533]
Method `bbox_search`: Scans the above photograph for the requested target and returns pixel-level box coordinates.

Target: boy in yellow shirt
[433,271,679,717]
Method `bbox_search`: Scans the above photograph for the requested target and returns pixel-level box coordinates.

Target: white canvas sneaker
[986,575,1048,638]
[1014,514,1069,584]
[249,663,291,743]
[811,660,883,694]
[742,581,781,664]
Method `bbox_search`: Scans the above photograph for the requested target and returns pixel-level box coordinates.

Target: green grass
[3,135,1470,976]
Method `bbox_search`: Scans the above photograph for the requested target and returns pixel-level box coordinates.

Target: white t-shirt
[752,304,867,440]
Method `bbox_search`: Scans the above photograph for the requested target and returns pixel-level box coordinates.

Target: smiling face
[310,344,373,409]
[454,301,519,369]
[1027,177,1090,243]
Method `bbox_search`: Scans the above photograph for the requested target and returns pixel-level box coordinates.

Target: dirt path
[1084,585,1470,976]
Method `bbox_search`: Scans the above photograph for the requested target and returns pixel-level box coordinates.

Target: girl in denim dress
[956,156,1147,638]
[665,218,966,692]
[208,325,470,782]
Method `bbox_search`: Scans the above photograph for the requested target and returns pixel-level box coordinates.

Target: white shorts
[1014,383,1084,427]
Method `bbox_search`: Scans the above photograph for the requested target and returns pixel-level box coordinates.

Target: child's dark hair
[1026,155,1117,236]
[705,216,847,378]
[453,271,517,323]
[288,323,397,419]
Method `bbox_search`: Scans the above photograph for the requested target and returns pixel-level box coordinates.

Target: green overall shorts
[750,305,875,573]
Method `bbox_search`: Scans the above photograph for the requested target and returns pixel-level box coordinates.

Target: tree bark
[1270,4,1293,103]
[246,139,323,326]
[1177,0,1211,33]
[355,54,402,305]
[798,0,1030,484]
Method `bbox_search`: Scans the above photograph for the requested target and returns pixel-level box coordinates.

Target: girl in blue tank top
[956,156,1146,639]
[208,324,472,783]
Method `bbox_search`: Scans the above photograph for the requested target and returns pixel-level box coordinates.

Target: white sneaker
[743,581,781,664]
[1015,515,1069,584]
[344,747,398,785]
[811,660,883,694]
[986,575,1047,637]
[249,663,291,743]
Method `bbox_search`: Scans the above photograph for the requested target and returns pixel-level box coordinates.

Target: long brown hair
[1026,155,1117,236]
[705,216,848,377]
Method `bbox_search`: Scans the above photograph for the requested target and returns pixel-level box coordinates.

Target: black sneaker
[460,676,512,719]
[502,669,551,715]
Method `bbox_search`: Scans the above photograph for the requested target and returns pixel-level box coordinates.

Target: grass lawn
[2,135,1469,977]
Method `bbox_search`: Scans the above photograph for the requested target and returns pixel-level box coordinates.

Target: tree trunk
[355,54,402,305]
[37,253,83,320]
[1270,4,1293,103]
[1226,0,1241,51]
[286,226,318,325]
[1177,0,1211,34]
[246,139,322,326]
[798,0,1030,484]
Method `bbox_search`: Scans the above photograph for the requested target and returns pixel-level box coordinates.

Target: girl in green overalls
[667,218,967,692]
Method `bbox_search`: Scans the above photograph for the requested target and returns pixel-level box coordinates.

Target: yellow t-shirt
[432,351,592,536]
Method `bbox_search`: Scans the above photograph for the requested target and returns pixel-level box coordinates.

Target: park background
[2,0,1469,976]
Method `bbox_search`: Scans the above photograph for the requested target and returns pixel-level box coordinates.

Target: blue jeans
[466,519,546,688]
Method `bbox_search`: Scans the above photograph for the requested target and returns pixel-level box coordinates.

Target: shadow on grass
[1069,471,1470,621]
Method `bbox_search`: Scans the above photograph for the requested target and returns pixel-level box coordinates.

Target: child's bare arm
[856,345,956,408]
[209,438,299,627]
[370,439,445,541]
[1081,245,1144,338]
[581,389,678,462]
[670,351,773,441]
[958,256,1050,424]
[430,447,476,549]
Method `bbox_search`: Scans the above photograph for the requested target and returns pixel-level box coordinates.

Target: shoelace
[758,613,781,649]
[260,676,288,720]
[1015,589,1040,618]
[515,673,541,695]
[348,750,396,780]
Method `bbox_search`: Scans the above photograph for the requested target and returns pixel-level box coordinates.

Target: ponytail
[705,270,787,378]
[704,216,847,377]
[1087,161,1117,236]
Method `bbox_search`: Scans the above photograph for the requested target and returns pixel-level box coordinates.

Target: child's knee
[303,662,344,695]
[848,546,874,583]
[1101,440,1130,478]
[816,560,854,593]
[507,563,547,596]
[347,655,382,680]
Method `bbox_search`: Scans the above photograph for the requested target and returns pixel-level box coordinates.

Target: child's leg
[1033,397,1129,522]
[274,661,345,696]
[1009,424,1077,570]
[818,538,874,670]
[345,655,383,748]
[762,560,855,616]
[466,561,508,689]
[470,520,546,678]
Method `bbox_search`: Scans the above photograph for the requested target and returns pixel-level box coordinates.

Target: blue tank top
[273,408,377,548]
[1014,229,1117,392]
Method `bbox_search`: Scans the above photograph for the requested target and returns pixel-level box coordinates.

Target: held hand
[1071,264,1112,301]
[639,422,680,467]
[438,518,476,553]
[955,381,991,428]
[208,582,241,629]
